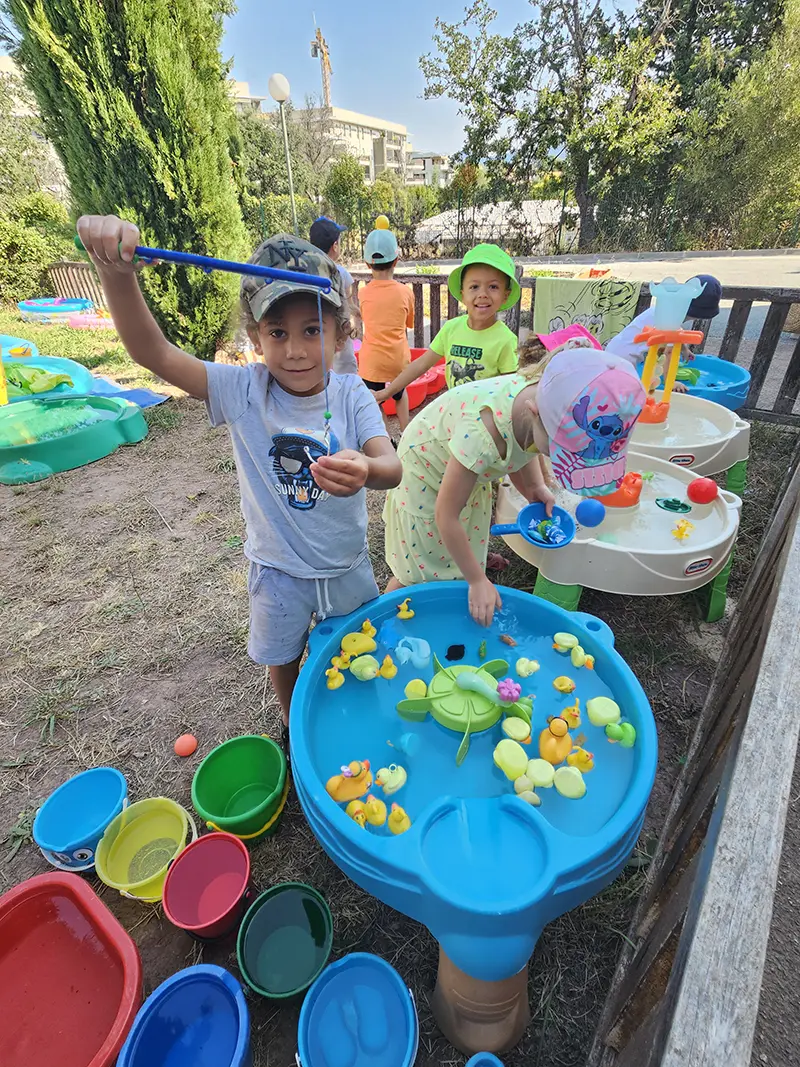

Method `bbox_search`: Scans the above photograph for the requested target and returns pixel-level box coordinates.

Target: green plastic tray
[0,395,148,484]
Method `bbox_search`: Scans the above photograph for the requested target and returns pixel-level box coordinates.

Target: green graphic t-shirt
[430,315,519,388]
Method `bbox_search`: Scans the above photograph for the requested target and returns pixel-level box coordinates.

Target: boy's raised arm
[77,215,209,400]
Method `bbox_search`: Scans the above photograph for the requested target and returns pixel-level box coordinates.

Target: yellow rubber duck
[539,718,574,765]
[567,746,595,773]
[325,666,345,690]
[553,675,577,694]
[326,760,373,803]
[560,697,581,729]
[672,518,695,542]
[350,654,381,681]
[345,799,367,827]
[553,632,579,654]
[501,717,532,744]
[554,765,586,799]
[586,696,621,728]
[397,598,415,620]
[388,803,412,835]
[515,657,540,678]
[364,794,387,827]
[375,763,407,796]
[331,652,351,670]
[379,655,397,679]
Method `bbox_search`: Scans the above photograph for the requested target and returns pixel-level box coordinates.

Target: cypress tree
[5,0,248,357]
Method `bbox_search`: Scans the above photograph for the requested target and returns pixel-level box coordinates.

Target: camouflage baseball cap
[241,234,343,322]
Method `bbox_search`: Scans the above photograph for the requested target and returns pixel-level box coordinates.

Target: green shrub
[9,0,248,358]
[0,216,55,304]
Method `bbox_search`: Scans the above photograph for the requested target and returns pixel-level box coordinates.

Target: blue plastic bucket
[117,964,251,1067]
[33,767,127,871]
[298,953,418,1067]
[466,1056,505,1067]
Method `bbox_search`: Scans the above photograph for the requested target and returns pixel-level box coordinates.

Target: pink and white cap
[537,323,602,352]
[537,349,646,496]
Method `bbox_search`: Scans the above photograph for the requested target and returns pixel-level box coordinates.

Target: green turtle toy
[395,655,533,766]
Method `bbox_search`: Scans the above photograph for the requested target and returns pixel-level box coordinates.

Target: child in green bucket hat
[371,243,521,399]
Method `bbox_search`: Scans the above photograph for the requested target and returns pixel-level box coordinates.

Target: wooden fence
[50,260,800,421]
[587,441,800,1067]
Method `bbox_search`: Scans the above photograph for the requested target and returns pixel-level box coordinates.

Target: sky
[223,0,533,155]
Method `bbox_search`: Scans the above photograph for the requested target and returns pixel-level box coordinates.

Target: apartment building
[406,152,453,188]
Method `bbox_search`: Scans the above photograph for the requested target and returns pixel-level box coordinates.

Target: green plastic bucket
[191,735,287,841]
[236,882,333,999]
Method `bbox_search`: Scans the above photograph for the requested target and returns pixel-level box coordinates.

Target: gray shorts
[247,555,380,665]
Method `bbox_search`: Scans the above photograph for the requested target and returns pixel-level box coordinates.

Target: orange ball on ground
[174,733,198,757]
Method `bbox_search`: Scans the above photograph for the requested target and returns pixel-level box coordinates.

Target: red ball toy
[687,477,719,505]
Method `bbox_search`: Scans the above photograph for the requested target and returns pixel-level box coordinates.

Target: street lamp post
[268,73,298,236]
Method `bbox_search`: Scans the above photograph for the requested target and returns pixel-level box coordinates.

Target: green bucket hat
[242,234,343,323]
[448,243,520,311]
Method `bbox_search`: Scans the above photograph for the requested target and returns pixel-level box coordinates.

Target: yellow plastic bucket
[95,797,196,902]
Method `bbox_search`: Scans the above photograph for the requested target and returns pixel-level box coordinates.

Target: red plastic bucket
[162,832,251,940]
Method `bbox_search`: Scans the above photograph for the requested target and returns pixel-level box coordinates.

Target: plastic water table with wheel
[628,279,750,483]
[0,395,147,484]
[291,584,656,1055]
[496,450,741,620]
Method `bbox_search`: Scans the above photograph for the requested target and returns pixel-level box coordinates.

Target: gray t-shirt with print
[206,363,387,578]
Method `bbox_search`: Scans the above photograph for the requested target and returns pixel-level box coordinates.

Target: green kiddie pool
[0,395,148,484]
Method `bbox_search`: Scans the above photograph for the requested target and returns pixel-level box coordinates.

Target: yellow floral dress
[383,375,537,585]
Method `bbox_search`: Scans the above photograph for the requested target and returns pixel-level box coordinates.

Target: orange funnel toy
[595,471,642,508]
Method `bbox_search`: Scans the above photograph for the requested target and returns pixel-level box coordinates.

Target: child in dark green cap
[372,243,521,402]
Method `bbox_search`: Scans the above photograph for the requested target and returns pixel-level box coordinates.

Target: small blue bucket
[298,953,418,1067]
[118,964,251,1067]
[466,1055,505,1067]
[33,767,127,871]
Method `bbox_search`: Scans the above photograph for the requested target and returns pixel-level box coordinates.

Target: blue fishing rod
[74,236,332,292]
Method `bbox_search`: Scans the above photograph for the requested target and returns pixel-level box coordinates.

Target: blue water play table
[291,584,657,988]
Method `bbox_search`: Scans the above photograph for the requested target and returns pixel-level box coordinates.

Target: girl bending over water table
[382,349,646,626]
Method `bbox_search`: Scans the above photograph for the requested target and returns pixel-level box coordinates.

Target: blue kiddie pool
[1,334,40,360]
[637,353,750,411]
[291,584,657,1050]
[298,953,418,1067]
[33,766,127,871]
[18,296,93,322]
[3,353,95,402]
[117,964,251,1067]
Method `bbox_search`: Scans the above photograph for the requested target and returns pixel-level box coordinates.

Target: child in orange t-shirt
[358,227,414,434]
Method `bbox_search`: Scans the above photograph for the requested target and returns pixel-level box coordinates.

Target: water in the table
[309,600,637,841]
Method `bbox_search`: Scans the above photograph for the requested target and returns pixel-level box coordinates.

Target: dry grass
[0,348,797,1065]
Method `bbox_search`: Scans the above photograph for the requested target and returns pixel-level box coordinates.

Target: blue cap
[309,216,346,252]
[364,228,398,265]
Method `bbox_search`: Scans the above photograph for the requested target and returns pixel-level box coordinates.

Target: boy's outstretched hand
[76,215,144,274]
[311,450,369,497]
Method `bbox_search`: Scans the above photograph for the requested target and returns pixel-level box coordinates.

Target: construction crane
[310,26,333,108]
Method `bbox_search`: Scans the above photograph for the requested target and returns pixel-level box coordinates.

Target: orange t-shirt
[358,278,414,382]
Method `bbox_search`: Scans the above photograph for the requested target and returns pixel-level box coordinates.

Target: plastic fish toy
[528,516,567,546]
[395,637,431,670]
[478,639,487,661]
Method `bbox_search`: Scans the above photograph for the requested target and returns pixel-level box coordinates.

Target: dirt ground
[1,339,798,1065]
